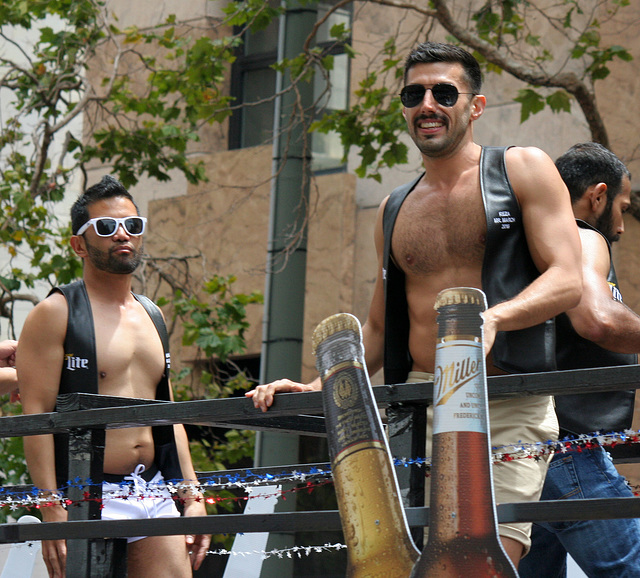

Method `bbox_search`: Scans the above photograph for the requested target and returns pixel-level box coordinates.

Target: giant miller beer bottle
[312,313,419,577]
[411,288,518,578]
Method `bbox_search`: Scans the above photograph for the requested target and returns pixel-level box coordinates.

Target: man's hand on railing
[246,377,322,412]
[0,339,19,400]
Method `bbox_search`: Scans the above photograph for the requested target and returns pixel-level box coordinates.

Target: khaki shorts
[407,371,558,557]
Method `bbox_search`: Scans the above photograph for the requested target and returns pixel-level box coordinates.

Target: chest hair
[391,186,486,276]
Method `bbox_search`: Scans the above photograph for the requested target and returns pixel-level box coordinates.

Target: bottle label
[323,363,386,463]
[433,339,488,434]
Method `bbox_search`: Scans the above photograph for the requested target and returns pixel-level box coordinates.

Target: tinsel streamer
[2,429,639,510]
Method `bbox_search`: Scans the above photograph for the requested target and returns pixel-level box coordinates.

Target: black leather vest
[51,280,181,488]
[554,220,637,436]
[382,146,555,385]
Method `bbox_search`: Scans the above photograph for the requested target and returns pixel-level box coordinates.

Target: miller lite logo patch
[64,353,89,371]
[609,282,623,302]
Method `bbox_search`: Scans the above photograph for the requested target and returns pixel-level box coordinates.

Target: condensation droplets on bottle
[313,313,419,577]
[410,287,519,578]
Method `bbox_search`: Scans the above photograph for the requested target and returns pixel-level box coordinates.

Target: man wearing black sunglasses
[384,41,583,569]
[248,41,583,568]
[17,176,210,577]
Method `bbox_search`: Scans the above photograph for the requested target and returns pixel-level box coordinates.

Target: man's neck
[421,141,482,186]
[83,268,134,304]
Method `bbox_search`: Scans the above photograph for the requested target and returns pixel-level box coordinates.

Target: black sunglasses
[400,83,475,108]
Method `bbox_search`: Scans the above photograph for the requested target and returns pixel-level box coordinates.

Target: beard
[595,201,619,244]
[85,239,143,274]
[409,110,471,159]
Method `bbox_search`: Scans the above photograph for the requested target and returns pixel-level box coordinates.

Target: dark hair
[404,41,482,94]
[71,175,139,234]
[555,142,631,205]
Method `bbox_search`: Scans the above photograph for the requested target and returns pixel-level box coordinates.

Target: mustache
[108,243,142,257]
[414,113,447,126]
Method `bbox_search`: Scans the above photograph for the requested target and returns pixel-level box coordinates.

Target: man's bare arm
[157,302,212,570]
[0,339,18,397]
[482,147,583,353]
[172,420,211,571]
[360,196,389,376]
[17,294,68,578]
[566,228,640,353]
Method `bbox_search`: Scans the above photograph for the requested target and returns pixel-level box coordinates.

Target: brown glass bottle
[313,313,419,577]
[410,288,518,578]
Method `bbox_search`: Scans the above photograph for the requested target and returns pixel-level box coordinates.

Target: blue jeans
[519,446,640,578]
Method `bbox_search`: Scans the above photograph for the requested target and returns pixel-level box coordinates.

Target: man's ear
[470,94,486,121]
[70,235,87,258]
[589,182,608,215]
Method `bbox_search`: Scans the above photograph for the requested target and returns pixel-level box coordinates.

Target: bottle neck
[430,302,499,539]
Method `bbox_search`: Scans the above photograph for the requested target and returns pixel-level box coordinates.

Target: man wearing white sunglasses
[17,175,209,578]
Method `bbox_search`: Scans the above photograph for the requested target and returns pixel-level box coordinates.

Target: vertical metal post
[61,418,127,576]
[387,403,427,548]
[256,1,319,577]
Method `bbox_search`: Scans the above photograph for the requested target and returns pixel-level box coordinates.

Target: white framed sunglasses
[76,216,147,237]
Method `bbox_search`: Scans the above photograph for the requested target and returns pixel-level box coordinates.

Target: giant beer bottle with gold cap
[312,313,419,577]
[410,288,518,578]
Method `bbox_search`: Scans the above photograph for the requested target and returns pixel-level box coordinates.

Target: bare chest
[391,187,486,276]
[92,303,164,398]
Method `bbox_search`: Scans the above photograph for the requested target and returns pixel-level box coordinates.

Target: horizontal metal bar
[1,365,639,439]
[2,496,640,544]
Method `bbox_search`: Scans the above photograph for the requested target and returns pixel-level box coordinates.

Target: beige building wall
[146,146,358,383]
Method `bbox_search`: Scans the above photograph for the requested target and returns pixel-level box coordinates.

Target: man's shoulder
[132,292,163,316]
[48,279,84,299]
[503,146,561,200]
[389,173,423,196]
[504,145,549,165]
[27,280,88,330]
[385,173,424,216]
[39,287,69,310]
[578,223,610,254]
[22,290,68,335]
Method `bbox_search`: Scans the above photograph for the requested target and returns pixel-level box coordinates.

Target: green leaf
[514,89,546,123]
[546,90,572,114]
[0,276,20,292]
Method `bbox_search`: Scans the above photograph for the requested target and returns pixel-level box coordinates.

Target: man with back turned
[248,41,583,567]
[519,142,640,577]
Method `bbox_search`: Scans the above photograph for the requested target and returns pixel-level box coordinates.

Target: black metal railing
[1,365,639,576]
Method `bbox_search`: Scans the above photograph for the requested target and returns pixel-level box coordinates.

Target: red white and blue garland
[2,429,640,558]
[2,428,639,511]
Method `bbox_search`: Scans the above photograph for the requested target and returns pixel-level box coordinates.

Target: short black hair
[555,142,631,205]
[404,41,482,94]
[71,175,139,234]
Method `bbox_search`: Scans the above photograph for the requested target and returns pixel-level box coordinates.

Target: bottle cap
[312,313,362,355]
[434,287,487,311]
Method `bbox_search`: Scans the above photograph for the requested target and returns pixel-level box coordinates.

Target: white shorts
[101,464,181,543]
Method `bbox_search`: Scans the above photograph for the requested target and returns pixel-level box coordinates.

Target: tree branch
[430,0,609,147]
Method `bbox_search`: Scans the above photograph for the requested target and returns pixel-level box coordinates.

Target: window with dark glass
[229,1,351,172]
